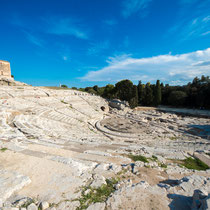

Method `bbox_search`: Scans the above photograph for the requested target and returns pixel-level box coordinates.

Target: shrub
[181,157,209,171]
[128,154,149,163]
[76,178,118,209]
[61,84,68,88]
[0,147,7,152]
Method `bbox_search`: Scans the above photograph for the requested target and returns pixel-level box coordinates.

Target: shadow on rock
[168,194,192,210]
[186,124,210,139]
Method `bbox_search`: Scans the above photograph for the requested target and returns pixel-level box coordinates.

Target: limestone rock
[27,203,37,210]
[13,197,33,208]
[106,181,169,210]
[87,202,105,210]
[0,170,31,203]
[90,174,106,188]
[39,201,49,210]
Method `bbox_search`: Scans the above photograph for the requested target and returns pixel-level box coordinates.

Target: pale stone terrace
[0,84,209,210]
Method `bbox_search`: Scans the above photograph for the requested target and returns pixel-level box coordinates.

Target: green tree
[143,83,154,106]
[61,84,68,88]
[115,80,133,102]
[102,84,115,99]
[93,85,99,92]
[87,88,97,95]
[137,80,144,105]
[129,85,138,108]
[168,91,187,106]
[154,80,161,106]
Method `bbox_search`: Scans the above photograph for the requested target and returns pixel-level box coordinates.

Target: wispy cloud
[62,56,68,61]
[87,40,110,56]
[23,31,44,47]
[45,17,89,39]
[81,48,210,85]
[104,19,118,26]
[122,0,153,18]
[166,0,210,41]
[167,14,210,41]
[202,31,210,36]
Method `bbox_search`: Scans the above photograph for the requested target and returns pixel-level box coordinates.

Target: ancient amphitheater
[0,77,210,209]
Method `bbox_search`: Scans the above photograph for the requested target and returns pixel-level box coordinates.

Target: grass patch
[0,147,8,152]
[158,163,167,168]
[61,100,68,104]
[20,199,36,208]
[44,86,71,90]
[169,136,178,140]
[181,157,209,171]
[88,127,97,133]
[151,155,158,161]
[76,178,118,210]
[128,154,149,163]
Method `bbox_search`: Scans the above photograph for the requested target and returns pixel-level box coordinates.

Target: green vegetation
[61,84,68,88]
[61,100,68,104]
[71,87,78,90]
[169,136,178,140]
[76,178,118,210]
[151,155,158,161]
[168,91,187,106]
[80,75,210,109]
[158,163,167,168]
[154,80,161,106]
[181,157,209,171]
[144,82,154,106]
[137,80,144,105]
[0,147,7,152]
[129,85,138,108]
[128,154,149,163]
[20,199,36,208]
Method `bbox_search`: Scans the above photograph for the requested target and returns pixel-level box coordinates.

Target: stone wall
[0,60,11,78]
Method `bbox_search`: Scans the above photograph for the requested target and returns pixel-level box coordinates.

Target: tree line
[71,75,210,109]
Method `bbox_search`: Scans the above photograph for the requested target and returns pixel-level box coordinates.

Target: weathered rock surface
[106,181,169,210]
[0,170,31,203]
[0,85,209,209]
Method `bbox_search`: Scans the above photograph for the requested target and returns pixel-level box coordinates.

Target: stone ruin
[109,99,129,110]
[0,60,12,79]
[0,60,27,86]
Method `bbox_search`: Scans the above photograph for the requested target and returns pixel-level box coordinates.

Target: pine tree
[144,83,154,106]
[129,85,138,108]
[154,80,161,106]
[137,80,144,105]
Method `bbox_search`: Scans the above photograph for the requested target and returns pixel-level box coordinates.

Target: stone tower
[0,60,12,78]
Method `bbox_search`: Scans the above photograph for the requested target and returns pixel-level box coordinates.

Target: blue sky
[0,0,209,87]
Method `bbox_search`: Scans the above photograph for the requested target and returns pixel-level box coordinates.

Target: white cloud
[167,15,210,41]
[122,0,152,18]
[81,48,210,84]
[24,31,44,47]
[45,17,89,39]
[202,31,210,36]
[63,56,68,61]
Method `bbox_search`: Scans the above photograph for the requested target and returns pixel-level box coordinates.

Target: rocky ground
[0,81,209,210]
